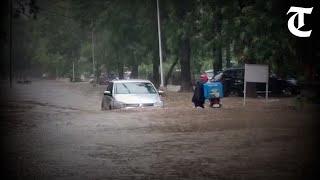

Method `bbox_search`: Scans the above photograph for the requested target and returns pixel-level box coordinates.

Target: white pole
[266,65,269,104]
[243,81,246,106]
[265,82,268,103]
[156,0,164,88]
[9,0,13,88]
[72,61,75,82]
[91,22,95,77]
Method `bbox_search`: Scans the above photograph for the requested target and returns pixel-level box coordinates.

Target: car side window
[106,82,113,93]
[224,70,232,78]
[235,70,244,79]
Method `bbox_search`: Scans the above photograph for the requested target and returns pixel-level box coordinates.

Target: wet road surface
[1,80,319,179]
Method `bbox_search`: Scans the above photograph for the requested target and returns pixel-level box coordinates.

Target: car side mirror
[158,90,164,95]
[104,90,111,96]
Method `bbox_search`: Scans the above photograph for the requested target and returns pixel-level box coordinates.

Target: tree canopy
[1,0,319,90]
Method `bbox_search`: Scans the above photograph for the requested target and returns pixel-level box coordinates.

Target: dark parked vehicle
[212,68,300,97]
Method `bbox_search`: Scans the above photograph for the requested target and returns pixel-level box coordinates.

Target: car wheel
[224,91,230,97]
[282,87,293,97]
[229,89,241,97]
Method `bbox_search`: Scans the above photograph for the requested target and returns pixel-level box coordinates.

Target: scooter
[203,81,223,108]
[209,89,222,108]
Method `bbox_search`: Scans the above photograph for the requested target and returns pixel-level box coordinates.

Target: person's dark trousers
[194,102,204,108]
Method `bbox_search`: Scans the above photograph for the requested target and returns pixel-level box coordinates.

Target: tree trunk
[226,42,231,68]
[213,46,223,74]
[179,37,193,92]
[118,63,124,79]
[275,55,285,78]
[165,58,178,86]
[297,39,316,81]
[131,64,138,79]
[161,27,167,63]
[212,8,223,75]
[152,52,160,88]
[131,53,139,79]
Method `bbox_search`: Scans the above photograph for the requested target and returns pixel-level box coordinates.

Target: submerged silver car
[101,79,164,110]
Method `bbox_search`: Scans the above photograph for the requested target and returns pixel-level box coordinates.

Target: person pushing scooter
[192,74,208,108]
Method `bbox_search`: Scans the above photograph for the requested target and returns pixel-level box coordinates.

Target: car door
[221,70,233,95]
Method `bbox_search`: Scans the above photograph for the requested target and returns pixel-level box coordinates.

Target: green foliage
[9,0,312,81]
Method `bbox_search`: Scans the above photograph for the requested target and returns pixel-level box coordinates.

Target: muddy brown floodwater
[0,80,319,180]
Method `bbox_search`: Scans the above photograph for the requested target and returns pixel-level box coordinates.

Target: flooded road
[1,80,318,179]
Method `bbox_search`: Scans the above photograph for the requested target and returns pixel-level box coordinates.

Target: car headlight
[154,100,164,107]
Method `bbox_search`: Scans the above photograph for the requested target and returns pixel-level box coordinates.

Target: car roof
[224,67,244,70]
[111,79,152,83]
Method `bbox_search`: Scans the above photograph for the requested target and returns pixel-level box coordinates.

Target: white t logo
[287,6,313,37]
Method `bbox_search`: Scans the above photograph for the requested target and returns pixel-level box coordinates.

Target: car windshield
[115,82,157,94]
